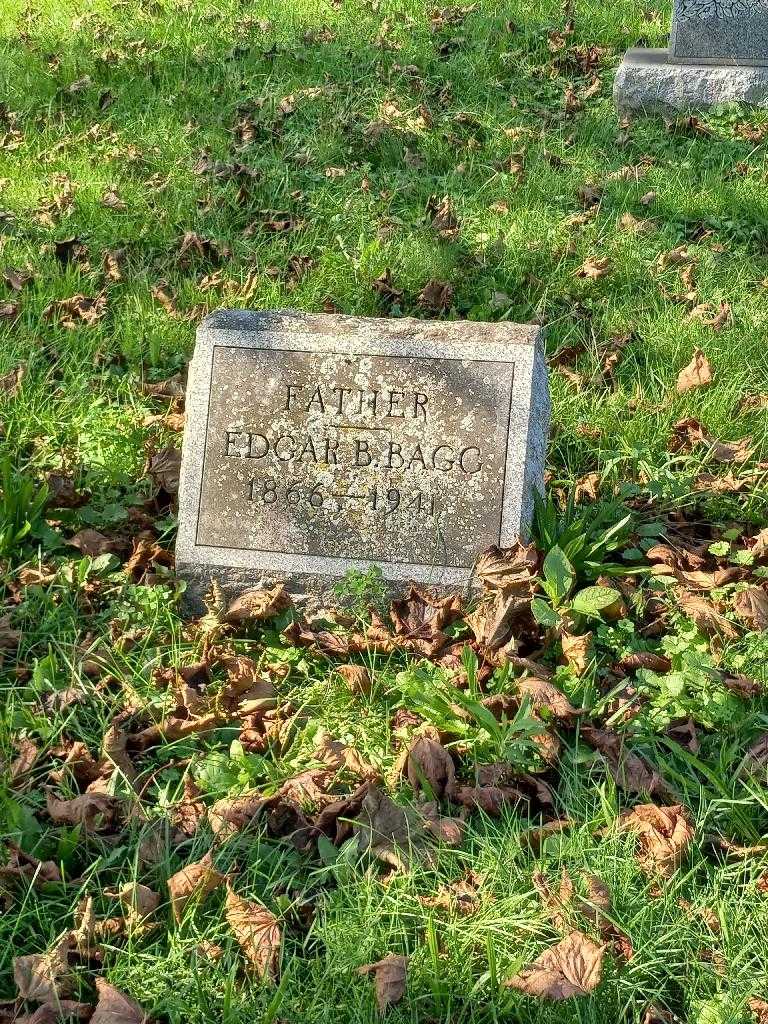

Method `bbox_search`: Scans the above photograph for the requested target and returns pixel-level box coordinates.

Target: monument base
[614,48,768,117]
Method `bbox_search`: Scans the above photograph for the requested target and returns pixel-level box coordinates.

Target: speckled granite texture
[175,310,550,614]
[671,0,768,66]
[615,48,768,117]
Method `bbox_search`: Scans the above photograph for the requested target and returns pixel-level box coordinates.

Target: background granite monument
[176,310,549,611]
[615,0,768,117]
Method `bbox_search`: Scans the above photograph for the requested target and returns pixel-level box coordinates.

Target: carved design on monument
[677,1,762,18]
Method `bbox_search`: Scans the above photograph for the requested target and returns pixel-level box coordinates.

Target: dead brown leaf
[90,977,148,1024]
[43,293,106,328]
[225,887,281,980]
[581,726,671,797]
[14,936,73,1003]
[67,529,120,558]
[679,594,738,639]
[358,954,408,1012]
[504,930,605,1000]
[167,851,227,922]
[575,257,611,280]
[618,803,694,877]
[353,785,428,870]
[224,584,292,624]
[406,730,456,799]
[516,678,581,723]
[561,632,592,676]
[417,278,454,312]
[733,587,768,631]
[676,349,712,393]
[337,664,372,696]
[46,791,118,831]
[147,447,180,494]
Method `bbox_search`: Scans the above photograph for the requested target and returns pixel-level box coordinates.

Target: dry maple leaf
[223,584,292,624]
[504,930,605,1000]
[733,587,768,632]
[575,256,611,280]
[225,887,281,980]
[353,785,428,870]
[14,935,73,1002]
[417,278,454,312]
[618,803,694,877]
[147,447,180,494]
[406,731,456,799]
[473,541,539,592]
[104,883,160,926]
[209,792,275,837]
[67,528,120,558]
[679,594,738,639]
[336,664,372,696]
[43,293,106,328]
[90,977,148,1024]
[516,677,581,723]
[46,791,118,831]
[561,632,592,676]
[167,851,227,922]
[581,726,671,798]
[676,349,712,394]
[426,194,459,238]
[358,954,409,1012]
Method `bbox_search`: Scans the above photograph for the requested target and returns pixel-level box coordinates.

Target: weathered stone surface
[671,0,768,66]
[176,310,549,612]
[614,48,768,117]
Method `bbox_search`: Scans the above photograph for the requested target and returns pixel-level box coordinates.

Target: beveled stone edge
[175,309,548,612]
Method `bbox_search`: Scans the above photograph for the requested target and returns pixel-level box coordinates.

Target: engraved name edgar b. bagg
[196,346,516,568]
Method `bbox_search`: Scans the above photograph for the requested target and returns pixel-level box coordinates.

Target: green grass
[2,0,768,1021]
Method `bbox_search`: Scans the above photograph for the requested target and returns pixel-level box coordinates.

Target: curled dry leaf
[353,785,428,871]
[575,256,611,280]
[104,883,160,924]
[406,730,456,799]
[519,818,573,853]
[46,791,118,831]
[390,586,462,637]
[679,594,738,639]
[733,587,768,632]
[358,954,408,1013]
[68,529,120,558]
[517,677,581,723]
[581,726,671,798]
[224,584,292,624]
[561,632,592,676]
[91,977,148,1024]
[618,803,694,877]
[167,851,227,923]
[225,887,281,980]
[14,935,73,1002]
[473,541,539,591]
[337,664,372,696]
[0,842,61,887]
[10,736,38,786]
[147,447,180,494]
[504,930,605,1000]
[676,348,712,394]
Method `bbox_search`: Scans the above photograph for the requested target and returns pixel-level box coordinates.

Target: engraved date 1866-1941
[248,476,438,518]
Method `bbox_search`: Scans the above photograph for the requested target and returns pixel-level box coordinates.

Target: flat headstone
[176,310,549,611]
[670,0,768,66]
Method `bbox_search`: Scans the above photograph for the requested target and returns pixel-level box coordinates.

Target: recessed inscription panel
[195,346,515,569]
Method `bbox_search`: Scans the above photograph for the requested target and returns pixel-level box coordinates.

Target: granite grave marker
[176,310,549,611]
[615,0,768,117]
